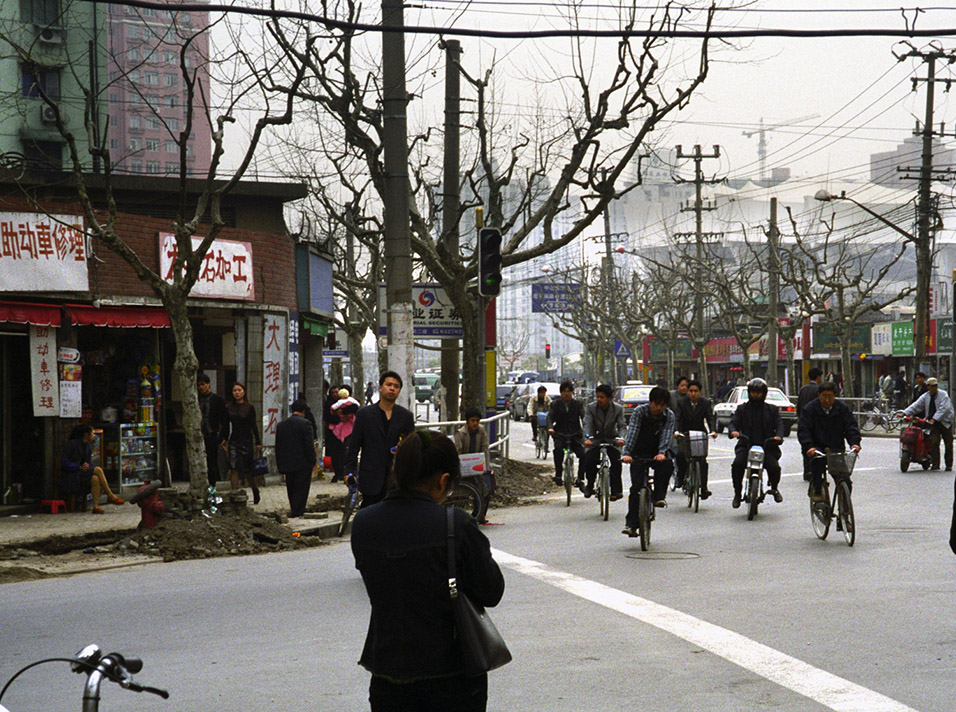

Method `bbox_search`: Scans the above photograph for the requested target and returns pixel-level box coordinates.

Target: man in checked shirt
[620,386,676,537]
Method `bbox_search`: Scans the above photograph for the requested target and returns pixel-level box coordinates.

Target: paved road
[1,436,953,711]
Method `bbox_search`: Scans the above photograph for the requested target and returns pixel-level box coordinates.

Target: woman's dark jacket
[797,398,861,455]
[225,401,260,448]
[351,490,505,681]
[60,438,92,495]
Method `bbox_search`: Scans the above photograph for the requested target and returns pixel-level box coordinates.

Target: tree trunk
[347,329,365,397]
[840,333,854,398]
[163,292,206,499]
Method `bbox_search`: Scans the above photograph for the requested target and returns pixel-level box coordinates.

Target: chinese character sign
[0,213,88,292]
[288,312,300,413]
[29,325,59,416]
[262,314,286,446]
[159,233,255,301]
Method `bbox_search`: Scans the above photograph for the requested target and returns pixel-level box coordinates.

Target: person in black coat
[797,382,861,501]
[351,430,505,711]
[345,371,416,506]
[674,379,718,499]
[796,367,824,482]
[546,380,586,487]
[275,399,317,517]
[729,378,785,508]
[197,373,228,489]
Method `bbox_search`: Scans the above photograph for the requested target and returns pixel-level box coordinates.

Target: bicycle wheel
[859,409,878,432]
[690,461,700,513]
[447,478,484,520]
[600,459,610,521]
[638,487,651,551]
[338,489,361,537]
[837,480,855,546]
[886,412,903,432]
[747,475,760,521]
[810,484,830,540]
[535,432,543,459]
[564,451,574,506]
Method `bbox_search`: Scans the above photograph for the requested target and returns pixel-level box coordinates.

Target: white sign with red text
[29,325,59,416]
[159,233,255,301]
[0,213,87,292]
[261,313,286,447]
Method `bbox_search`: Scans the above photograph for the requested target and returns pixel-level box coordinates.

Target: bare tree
[1,4,307,499]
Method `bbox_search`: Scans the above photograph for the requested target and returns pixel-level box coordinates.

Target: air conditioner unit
[37,26,65,45]
[40,104,59,125]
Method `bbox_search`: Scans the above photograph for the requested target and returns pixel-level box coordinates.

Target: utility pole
[381,0,413,409]
[674,144,723,392]
[766,197,780,388]
[896,46,956,360]
[602,168,617,387]
[440,39,461,420]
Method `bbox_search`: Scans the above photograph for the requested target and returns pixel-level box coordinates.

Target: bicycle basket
[826,450,857,476]
[678,431,708,459]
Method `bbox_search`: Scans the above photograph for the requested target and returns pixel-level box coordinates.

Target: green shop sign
[812,323,869,353]
[648,337,695,362]
[938,318,954,354]
[891,321,914,356]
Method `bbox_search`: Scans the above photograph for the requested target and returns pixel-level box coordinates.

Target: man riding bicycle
[528,385,551,445]
[730,378,784,508]
[582,384,626,500]
[547,380,586,488]
[673,379,718,500]
[797,381,861,503]
[621,386,675,537]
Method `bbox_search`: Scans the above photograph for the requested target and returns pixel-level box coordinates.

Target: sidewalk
[0,474,351,547]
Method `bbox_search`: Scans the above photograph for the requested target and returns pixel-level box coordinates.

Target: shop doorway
[0,334,45,500]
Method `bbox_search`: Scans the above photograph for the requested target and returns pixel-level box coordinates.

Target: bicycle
[809,449,857,546]
[627,456,660,551]
[553,432,578,507]
[590,442,614,521]
[446,474,489,521]
[535,412,549,459]
[0,645,168,711]
[675,431,708,513]
[859,401,903,433]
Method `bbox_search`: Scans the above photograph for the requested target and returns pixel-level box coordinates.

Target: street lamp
[814,188,929,359]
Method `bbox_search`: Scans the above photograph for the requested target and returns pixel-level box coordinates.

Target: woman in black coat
[223,382,261,503]
[351,431,506,711]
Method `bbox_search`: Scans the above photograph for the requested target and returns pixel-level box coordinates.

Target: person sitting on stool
[60,424,125,513]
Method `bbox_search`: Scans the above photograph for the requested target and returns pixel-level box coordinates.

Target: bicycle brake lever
[125,679,170,698]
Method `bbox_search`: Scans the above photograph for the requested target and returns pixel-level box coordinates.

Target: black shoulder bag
[446,506,512,677]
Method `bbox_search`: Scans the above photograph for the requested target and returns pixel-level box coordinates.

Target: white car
[713,386,797,437]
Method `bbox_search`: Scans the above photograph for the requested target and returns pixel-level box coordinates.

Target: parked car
[713,386,797,436]
[413,372,440,402]
[612,384,655,423]
[511,382,563,420]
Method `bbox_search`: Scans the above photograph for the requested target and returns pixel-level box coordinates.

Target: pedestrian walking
[197,373,227,489]
[345,371,415,507]
[223,382,262,503]
[351,430,505,711]
[323,383,344,482]
[365,380,375,405]
[275,399,317,518]
[895,370,909,410]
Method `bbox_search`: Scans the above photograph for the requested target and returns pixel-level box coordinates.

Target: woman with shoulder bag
[350,430,506,712]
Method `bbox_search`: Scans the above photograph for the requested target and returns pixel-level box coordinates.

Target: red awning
[0,301,62,327]
[66,304,170,328]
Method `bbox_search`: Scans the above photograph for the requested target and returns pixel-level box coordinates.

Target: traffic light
[478,227,502,297]
[545,343,551,360]
[326,332,336,350]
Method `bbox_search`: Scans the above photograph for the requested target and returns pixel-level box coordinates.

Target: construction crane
[743,114,820,182]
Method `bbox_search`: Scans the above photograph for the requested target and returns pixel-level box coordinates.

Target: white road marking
[710,467,876,485]
[492,549,920,712]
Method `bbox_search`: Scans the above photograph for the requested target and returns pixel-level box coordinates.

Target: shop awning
[0,301,62,327]
[302,315,329,337]
[66,304,171,328]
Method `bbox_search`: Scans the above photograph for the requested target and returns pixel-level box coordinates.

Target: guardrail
[422,410,511,471]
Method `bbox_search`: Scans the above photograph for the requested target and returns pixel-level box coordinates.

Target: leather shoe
[552,477,563,486]
[574,477,585,489]
[622,526,638,537]
[654,499,667,508]
[700,490,712,500]
[771,489,783,503]
[610,494,623,502]
[732,494,741,509]
[583,484,594,498]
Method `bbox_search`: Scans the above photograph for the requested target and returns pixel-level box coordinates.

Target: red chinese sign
[159,233,255,301]
[0,213,87,292]
[261,314,286,447]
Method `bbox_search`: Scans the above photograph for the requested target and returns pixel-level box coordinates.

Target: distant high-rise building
[870,135,955,188]
[105,2,211,175]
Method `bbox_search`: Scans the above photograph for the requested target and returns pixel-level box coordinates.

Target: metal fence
[422,410,512,472]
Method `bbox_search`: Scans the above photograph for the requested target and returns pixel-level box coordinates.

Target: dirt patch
[490,458,558,508]
[0,566,53,584]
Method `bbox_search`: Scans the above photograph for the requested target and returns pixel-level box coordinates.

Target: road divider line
[492,548,920,712]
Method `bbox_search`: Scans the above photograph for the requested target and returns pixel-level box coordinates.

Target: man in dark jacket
[912,372,928,405]
[582,384,626,499]
[198,373,228,489]
[796,367,823,482]
[345,371,416,506]
[674,379,718,499]
[797,382,861,502]
[275,399,317,517]
[547,380,586,487]
[730,378,785,508]
[621,386,675,536]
